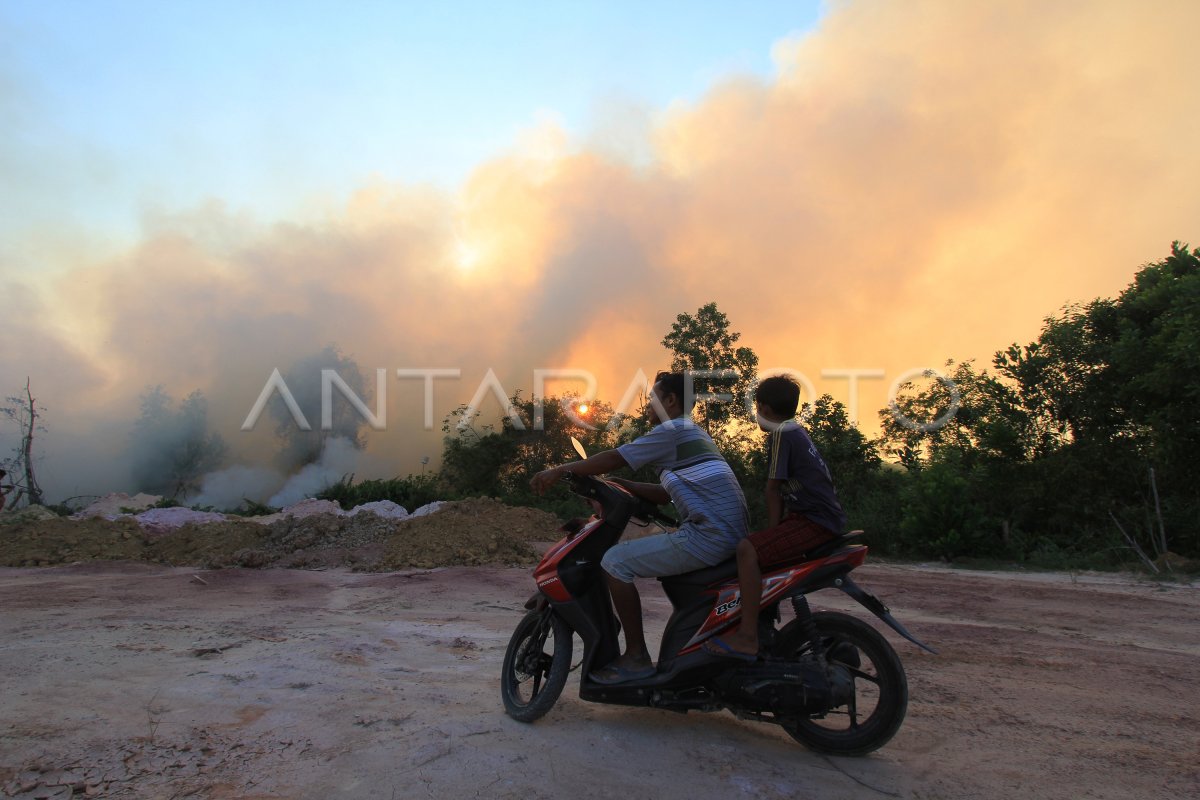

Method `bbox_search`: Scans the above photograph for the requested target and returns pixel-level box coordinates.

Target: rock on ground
[72,493,162,520]
[134,507,229,533]
[348,500,410,519]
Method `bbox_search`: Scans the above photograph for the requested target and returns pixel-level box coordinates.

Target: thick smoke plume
[187,465,282,511]
[267,437,360,508]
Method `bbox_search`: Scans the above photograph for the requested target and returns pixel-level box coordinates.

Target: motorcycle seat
[804,529,866,560]
[658,558,739,587]
[658,530,867,588]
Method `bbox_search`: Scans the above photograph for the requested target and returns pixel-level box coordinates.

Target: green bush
[317,473,446,512]
[896,461,996,560]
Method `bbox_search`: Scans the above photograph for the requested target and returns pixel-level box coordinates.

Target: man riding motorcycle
[530,370,748,684]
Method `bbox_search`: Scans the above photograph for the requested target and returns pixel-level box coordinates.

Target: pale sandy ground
[1,562,1197,800]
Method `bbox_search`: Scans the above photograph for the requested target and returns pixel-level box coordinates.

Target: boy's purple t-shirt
[768,421,847,534]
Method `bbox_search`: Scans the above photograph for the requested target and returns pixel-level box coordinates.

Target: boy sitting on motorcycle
[702,375,847,660]
[531,371,749,684]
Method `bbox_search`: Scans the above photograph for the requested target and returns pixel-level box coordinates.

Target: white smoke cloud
[187,464,284,510]
[266,437,360,508]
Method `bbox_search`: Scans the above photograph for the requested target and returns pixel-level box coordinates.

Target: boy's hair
[653,371,690,411]
[755,375,801,418]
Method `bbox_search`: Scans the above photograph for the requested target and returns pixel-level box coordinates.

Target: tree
[661,302,760,433]
[1,378,46,507]
[805,394,882,502]
[994,241,1200,557]
[130,387,228,498]
[877,243,1200,562]
[880,360,1034,467]
[438,392,639,517]
[270,345,370,468]
[1103,243,1200,490]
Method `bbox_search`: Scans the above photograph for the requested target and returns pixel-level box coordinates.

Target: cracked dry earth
[0,561,1196,799]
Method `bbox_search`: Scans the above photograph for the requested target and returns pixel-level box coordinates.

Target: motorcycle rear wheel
[777,610,908,756]
[501,608,573,722]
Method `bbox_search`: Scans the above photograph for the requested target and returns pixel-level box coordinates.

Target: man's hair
[653,371,690,411]
[755,375,801,418]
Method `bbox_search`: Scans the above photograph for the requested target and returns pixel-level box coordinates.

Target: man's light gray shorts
[601,530,710,583]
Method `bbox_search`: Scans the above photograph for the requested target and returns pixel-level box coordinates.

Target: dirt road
[1,562,1196,799]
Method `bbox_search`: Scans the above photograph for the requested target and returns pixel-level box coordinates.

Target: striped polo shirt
[617,417,749,564]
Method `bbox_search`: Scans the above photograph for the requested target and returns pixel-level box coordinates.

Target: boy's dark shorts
[747,513,838,569]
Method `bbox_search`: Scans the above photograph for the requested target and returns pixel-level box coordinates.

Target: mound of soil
[0,498,563,571]
[0,515,148,566]
[378,498,562,569]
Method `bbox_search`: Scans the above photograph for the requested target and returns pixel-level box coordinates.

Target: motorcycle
[500,442,936,756]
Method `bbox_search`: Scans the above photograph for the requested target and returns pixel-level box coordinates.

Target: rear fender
[834,574,938,654]
[770,570,937,655]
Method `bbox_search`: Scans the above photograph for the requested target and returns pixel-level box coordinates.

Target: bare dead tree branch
[1148,467,1168,557]
[2,377,45,508]
[1109,510,1158,573]
[21,378,44,506]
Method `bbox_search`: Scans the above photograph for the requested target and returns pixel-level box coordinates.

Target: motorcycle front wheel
[777,610,908,756]
[500,608,573,722]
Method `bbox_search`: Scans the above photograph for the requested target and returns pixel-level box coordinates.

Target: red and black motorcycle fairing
[664,545,933,664]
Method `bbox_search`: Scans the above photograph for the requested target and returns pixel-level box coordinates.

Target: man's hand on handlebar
[530,466,569,496]
[530,449,630,496]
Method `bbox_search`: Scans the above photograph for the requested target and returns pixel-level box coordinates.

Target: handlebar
[560,471,678,528]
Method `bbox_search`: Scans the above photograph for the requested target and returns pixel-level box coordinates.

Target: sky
[2,0,1198,501]
[3,1,821,245]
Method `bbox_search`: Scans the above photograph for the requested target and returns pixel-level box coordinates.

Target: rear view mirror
[570,436,588,460]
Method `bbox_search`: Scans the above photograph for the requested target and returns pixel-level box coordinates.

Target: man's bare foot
[589,654,655,684]
[701,634,758,661]
[612,652,652,670]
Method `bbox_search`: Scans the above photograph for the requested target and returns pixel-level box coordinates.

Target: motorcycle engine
[716,655,840,715]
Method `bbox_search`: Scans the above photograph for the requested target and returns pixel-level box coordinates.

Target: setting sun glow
[455,240,481,271]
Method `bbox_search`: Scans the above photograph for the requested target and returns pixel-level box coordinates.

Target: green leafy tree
[801,393,909,548]
[805,394,882,501]
[1109,242,1200,455]
[993,242,1200,558]
[438,392,640,518]
[880,243,1200,562]
[662,302,760,433]
[896,456,997,561]
[878,359,1101,560]
[880,360,1033,466]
